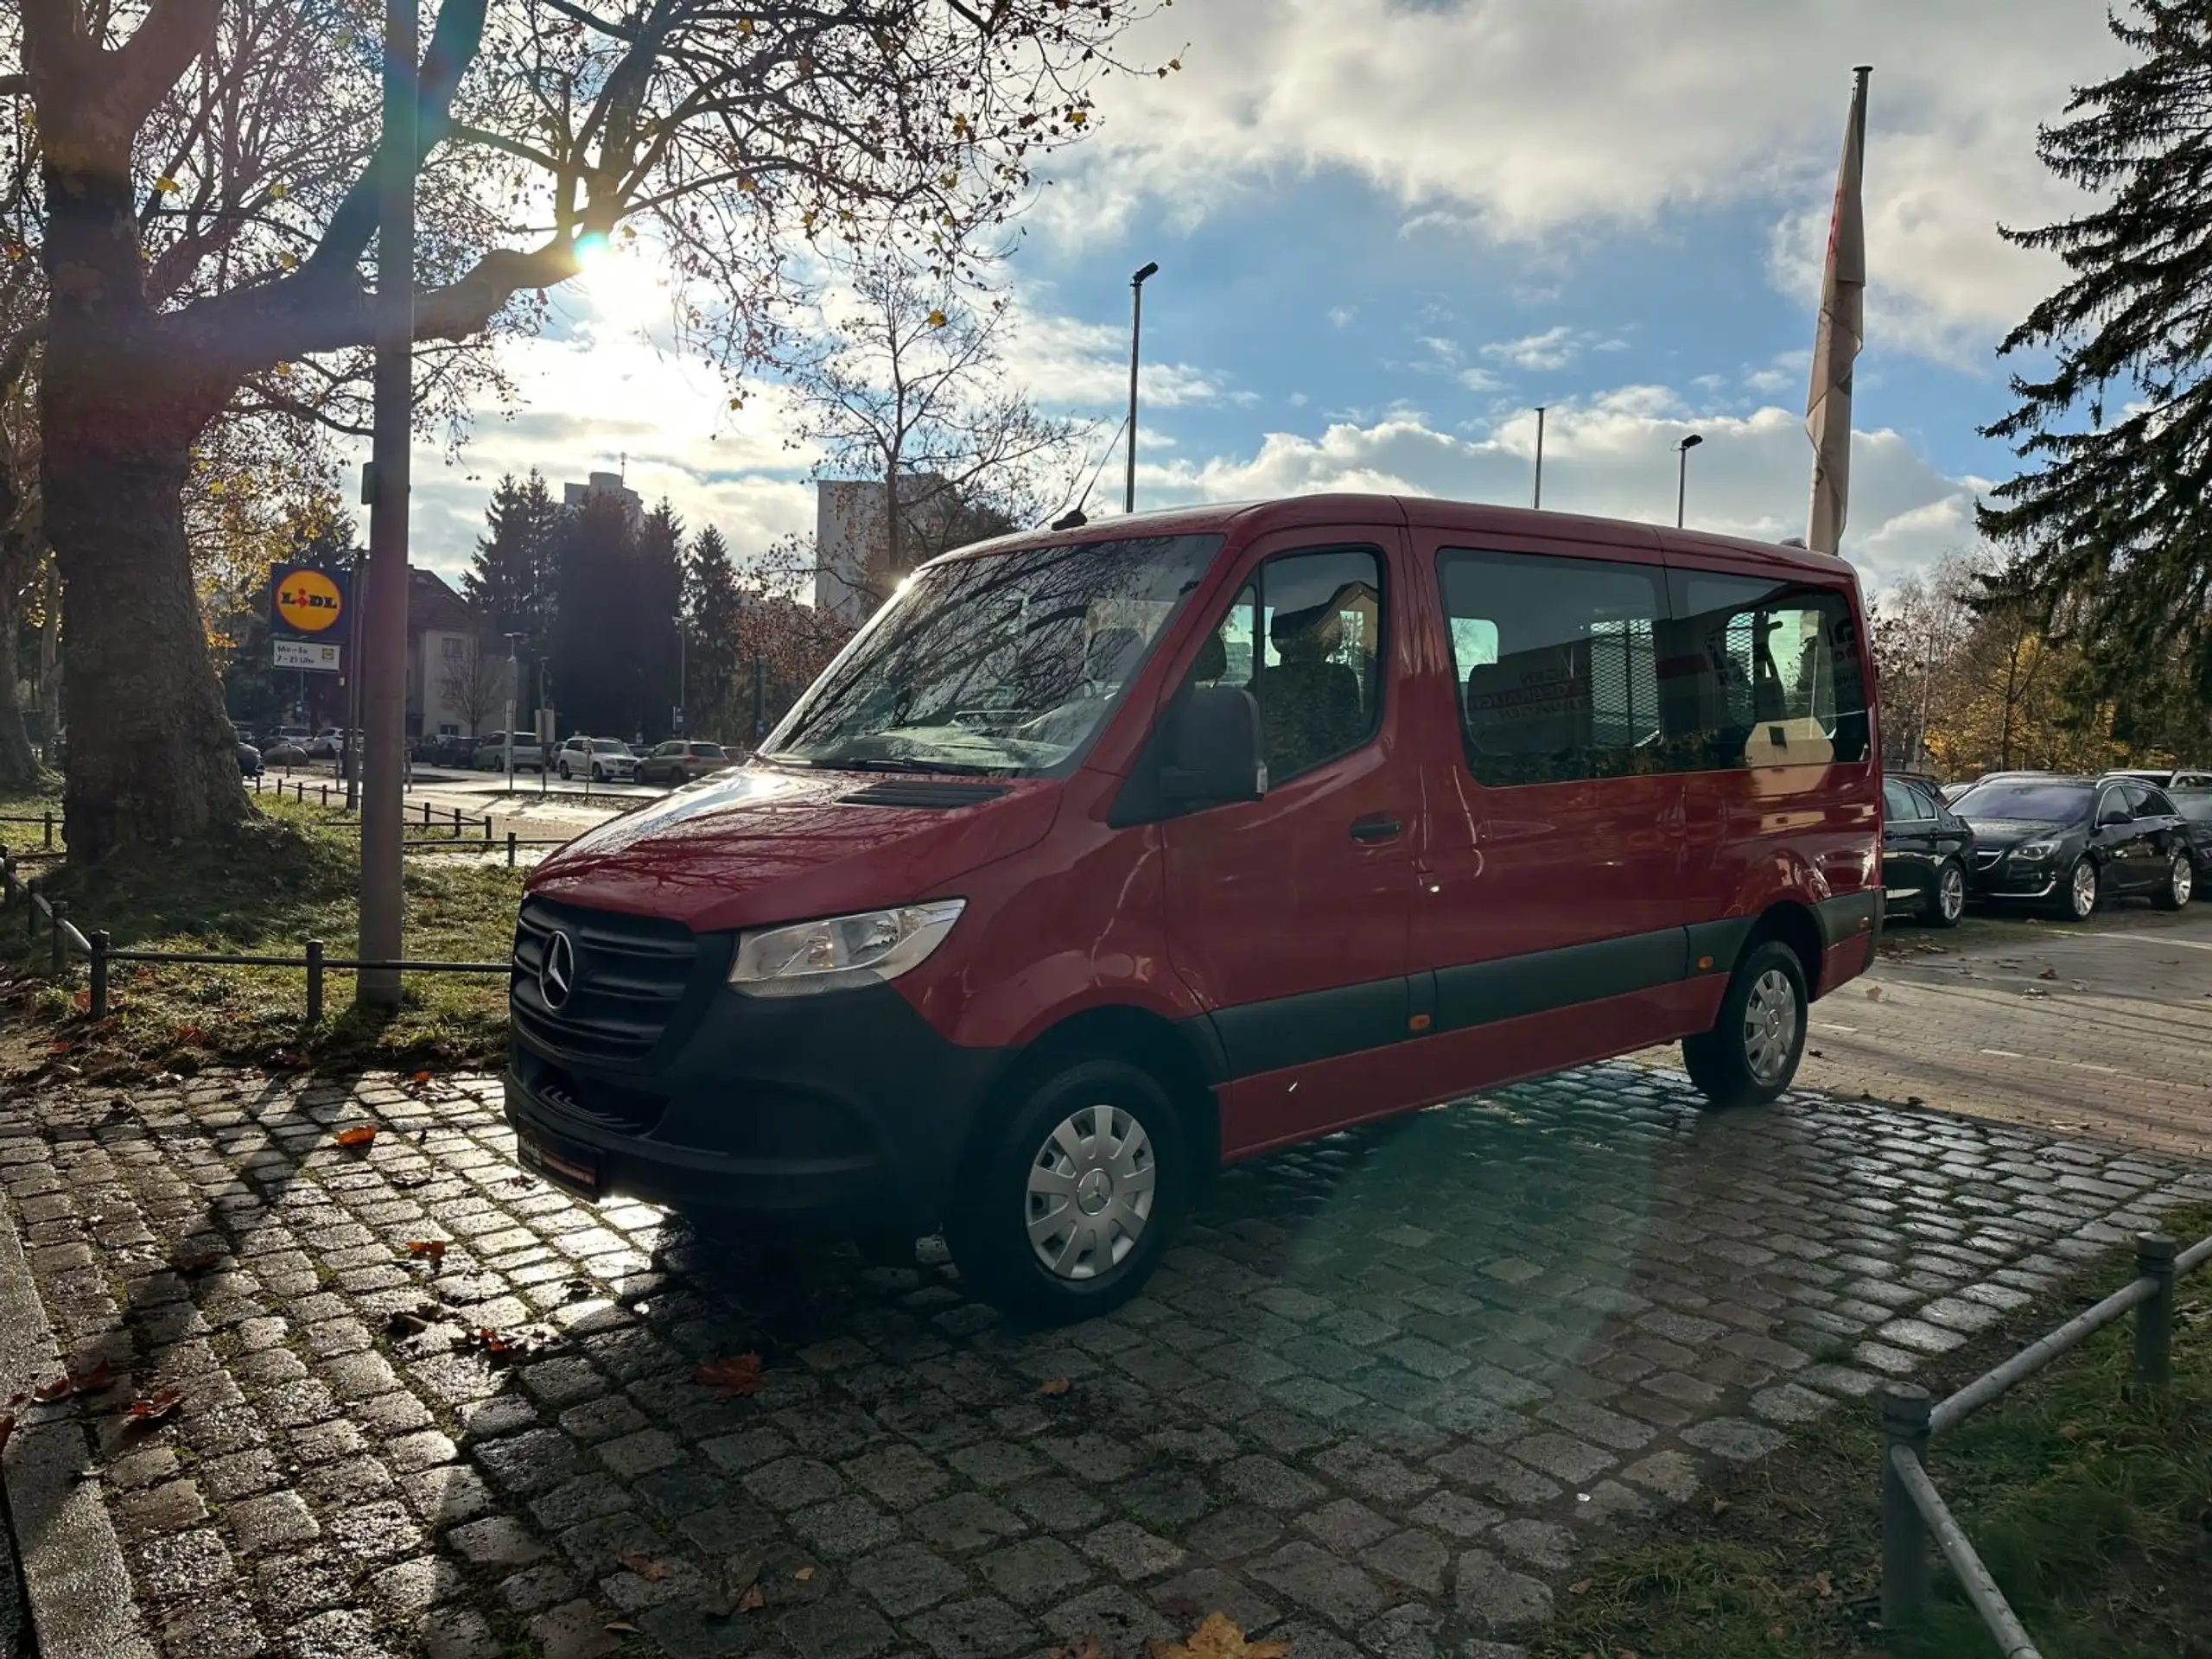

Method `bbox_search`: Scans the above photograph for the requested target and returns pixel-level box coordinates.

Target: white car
[474,732,545,772]
[556,737,638,782]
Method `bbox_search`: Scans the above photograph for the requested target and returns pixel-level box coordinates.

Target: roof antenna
[1052,416,1131,532]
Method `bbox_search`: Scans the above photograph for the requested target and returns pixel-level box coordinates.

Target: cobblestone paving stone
[4,1060,2210,1659]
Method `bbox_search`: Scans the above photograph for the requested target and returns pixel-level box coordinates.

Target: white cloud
[1484,326,1585,372]
[1051,0,2126,359]
[1137,386,1985,596]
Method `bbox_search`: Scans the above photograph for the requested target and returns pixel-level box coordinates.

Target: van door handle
[1350,815,1402,842]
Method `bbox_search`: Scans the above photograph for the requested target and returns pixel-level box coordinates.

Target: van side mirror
[1160,685,1266,809]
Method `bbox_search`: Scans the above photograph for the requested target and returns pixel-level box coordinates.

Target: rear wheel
[1683,940,1808,1110]
[2057,856,2099,922]
[1923,859,1967,929]
[948,1057,1189,1323]
[2155,850,2194,912]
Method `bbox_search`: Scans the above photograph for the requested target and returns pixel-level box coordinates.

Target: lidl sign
[270,563,349,639]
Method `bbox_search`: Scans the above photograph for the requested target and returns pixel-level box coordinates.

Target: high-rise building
[813,474,953,627]
[563,470,643,529]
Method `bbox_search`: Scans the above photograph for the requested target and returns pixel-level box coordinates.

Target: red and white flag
[1806,67,1870,556]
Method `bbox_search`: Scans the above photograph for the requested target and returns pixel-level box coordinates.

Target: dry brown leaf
[31,1376,73,1404]
[406,1240,449,1266]
[334,1126,378,1148]
[696,1354,765,1400]
[1711,1497,1731,1516]
[1567,1579,1593,1596]
[735,1583,766,1612]
[792,1567,814,1582]
[1039,1376,1072,1397]
[618,1552,671,1582]
[1812,1570,1834,1600]
[411,1070,434,1084]
[1147,1612,1289,1659]
[35,1359,116,1403]
[128,1387,185,1424]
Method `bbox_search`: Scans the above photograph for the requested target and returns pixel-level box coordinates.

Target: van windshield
[763,534,1223,777]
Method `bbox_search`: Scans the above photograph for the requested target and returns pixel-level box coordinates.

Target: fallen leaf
[793,1566,814,1582]
[2038,967,2059,981]
[1039,1376,1072,1397]
[1567,1579,1593,1596]
[1147,1612,1289,1659]
[1813,1570,1834,1599]
[334,1126,378,1148]
[30,1376,71,1404]
[696,1354,765,1400]
[618,1552,671,1582]
[1863,985,1882,1001]
[175,1250,224,1275]
[1711,1497,1731,1516]
[386,1310,433,1338]
[735,1583,766,1612]
[406,1239,449,1266]
[411,1070,433,1084]
[603,1622,639,1635]
[1053,1641,1108,1659]
[128,1387,185,1424]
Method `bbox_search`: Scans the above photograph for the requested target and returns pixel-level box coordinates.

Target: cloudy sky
[403,0,2126,599]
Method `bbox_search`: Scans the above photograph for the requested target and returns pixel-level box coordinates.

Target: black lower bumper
[505,981,1007,1235]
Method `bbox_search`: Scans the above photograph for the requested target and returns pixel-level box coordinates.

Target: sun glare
[571,234,673,335]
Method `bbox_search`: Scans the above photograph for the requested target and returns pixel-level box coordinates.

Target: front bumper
[1970,849,2060,900]
[505,958,1007,1234]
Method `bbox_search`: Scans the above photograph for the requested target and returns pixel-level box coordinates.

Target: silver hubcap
[1026,1104,1156,1281]
[1742,969,1799,1087]
[2072,861,2097,917]
[2176,857,2194,904]
[1940,866,1965,921]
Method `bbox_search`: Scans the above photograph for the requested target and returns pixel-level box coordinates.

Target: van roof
[945,493,1857,582]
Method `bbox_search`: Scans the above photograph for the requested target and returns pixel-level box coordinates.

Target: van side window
[1435,548,1665,785]
[1663,571,1869,768]
[1194,548,1386,783]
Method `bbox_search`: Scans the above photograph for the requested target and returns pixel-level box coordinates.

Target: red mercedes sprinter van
[506,495,1879,1319]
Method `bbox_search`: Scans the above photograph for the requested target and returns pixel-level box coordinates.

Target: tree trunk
[0,575,41,789]
[41,138,247,861]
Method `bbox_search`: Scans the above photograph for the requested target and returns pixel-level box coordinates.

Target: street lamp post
[502,631,525,791]
[1125,261,1158,515]
[1532,406,1548,510]
[357,0,418,1009]
[1675,433,1704,530]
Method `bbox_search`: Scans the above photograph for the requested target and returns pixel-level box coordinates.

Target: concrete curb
[0,1208,157,1659]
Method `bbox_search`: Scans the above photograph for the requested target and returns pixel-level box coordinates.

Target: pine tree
[464,471,562,646]
[682,526,747,741]
[1981,1,2212,746]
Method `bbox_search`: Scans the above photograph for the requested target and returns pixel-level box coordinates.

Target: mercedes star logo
[540,930,576,1011]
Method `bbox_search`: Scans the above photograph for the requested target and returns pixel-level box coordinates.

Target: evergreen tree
[682,525,747,741]
[1982,1,2212,745]
[463,471,562,646]
[632,501,686,741]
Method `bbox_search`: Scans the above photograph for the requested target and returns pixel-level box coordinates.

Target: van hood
[526,765,1063,934]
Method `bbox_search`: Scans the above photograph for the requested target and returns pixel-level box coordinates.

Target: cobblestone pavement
[3,1062,2209,1659]
[1786,906,2212,1160]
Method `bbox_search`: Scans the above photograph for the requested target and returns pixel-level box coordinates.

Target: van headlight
[728,900,965,997]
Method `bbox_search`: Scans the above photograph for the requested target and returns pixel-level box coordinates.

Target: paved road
[1787,900,2212,1160]
[3,1060,2206,1659]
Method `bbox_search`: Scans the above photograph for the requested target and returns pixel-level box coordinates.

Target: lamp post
[1126,261,1158,515]
[1675,433,1704,529]
[1532,406,1548,510]
[502,631,525,791]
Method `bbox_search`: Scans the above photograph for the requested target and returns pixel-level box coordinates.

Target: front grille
[512,896,699,1064]
[523,1053,670,1135]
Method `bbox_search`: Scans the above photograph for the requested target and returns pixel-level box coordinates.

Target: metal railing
[1880,1229,2212,1656]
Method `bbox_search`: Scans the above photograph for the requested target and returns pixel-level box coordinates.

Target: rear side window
[1907,781,1944,818]
[1196,547,1386,784]
[1437,549,1664,785]
[1666,569,1870,769]
[1883,779,1916,822]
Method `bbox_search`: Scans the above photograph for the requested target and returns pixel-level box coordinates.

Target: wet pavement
[3,1058,2207,1659]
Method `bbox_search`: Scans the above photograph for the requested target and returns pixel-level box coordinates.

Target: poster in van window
[269,563,352,642]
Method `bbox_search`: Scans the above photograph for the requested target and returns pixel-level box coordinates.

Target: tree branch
[113,0,221,129]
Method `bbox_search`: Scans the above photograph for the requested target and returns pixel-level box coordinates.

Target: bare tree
[10,0,1163,859]
[437,639,505,736]
[790,247,1090,620]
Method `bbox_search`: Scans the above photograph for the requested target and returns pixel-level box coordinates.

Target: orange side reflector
[1408,1014,1433,1033]
[1696,955,1715,971]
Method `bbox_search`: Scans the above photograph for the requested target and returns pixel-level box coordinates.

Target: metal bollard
[321,783,329,808]
[89,931,110,1020]
[453,807,463,837]
[422,800,432,827]
[506,831,517,868]
[49,899,67,974]
[1880,1386,1932,1627]
[482,815,493,843]
[305,939,325,1026]
[2135,1234,2177,1389]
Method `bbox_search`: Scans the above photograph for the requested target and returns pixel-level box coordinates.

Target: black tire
[2056,855,2100,922]
[2154,849,2194,912]
[558,761,572,780]
[948,1057,1189,1324]
[1923,858,1967,929]
[1682,940,1809,1111]
[591,764,605,782]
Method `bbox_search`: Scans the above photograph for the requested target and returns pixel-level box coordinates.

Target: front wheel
[558,761,572,780]
[590,764,605,782]
[2155,850,2194,912]
[2058,856,2100,922]
[1683,940,1809,1111]
[1924,859,1967,929]
[948,1058,1188,1324]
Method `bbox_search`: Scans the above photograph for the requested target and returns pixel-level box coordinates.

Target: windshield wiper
[817,757,1011,779]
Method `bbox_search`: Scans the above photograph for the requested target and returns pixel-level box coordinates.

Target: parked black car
[2167,789,2212,887]
[1954,774,2195,920]
[236,741,264,778]
[1882,772,1974,926]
